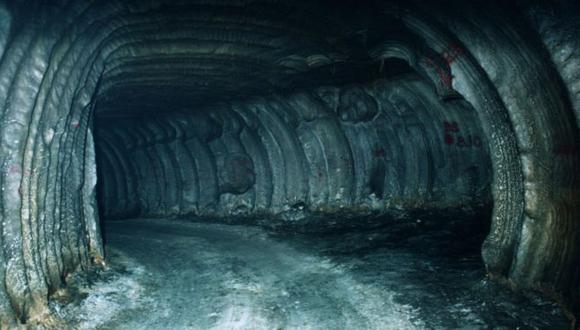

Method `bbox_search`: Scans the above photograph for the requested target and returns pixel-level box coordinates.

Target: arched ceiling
[0,0,578,325]
[86,0,409,118]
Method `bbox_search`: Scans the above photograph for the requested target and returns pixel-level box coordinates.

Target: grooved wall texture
[96,74,491,229]
[0,0,578,325]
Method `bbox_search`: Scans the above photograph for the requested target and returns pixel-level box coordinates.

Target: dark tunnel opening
[89,58,506,325]
[86,47,513,324]
[92,67,495,237]
[92,62,494,232]
[90,58,502,326]
[0,0,579,328]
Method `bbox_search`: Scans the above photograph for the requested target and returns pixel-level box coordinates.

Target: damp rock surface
[0,0,578,324]
[54,218,568,329]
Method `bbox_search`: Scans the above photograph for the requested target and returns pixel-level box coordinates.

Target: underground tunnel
[0,0,579,328]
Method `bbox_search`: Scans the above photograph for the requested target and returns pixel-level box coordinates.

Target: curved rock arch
[0,0,577,326]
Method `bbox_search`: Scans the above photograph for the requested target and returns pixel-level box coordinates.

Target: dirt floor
[49,218,570,329]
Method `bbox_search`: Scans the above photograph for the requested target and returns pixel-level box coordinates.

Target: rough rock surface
[51,218,570,329]
[0,0,577,325]
[96,74,492,227]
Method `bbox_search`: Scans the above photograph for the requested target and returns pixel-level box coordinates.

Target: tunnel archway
[0,0,578,326]
[94,72,492,228]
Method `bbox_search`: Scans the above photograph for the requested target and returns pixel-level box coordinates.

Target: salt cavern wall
[95,74,492,231]
[0,0,578,326]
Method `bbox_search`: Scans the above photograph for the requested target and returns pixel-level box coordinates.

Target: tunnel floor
[49,218,568,329]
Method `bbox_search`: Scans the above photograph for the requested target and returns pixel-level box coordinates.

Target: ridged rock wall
[96,74,492,229]
[0,0,577,325]
[524,2,580,130]
[414,1,580,312]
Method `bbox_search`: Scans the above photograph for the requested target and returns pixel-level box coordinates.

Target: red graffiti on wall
[554,145,580,156]
[444,121,459,145]
[444,121,459,133]
[424,43,464,88]
[443,121,482,148]
[444,133,455,145]
[373,147,386,157]
[442,44,464,65]
[424,57,453,88]
[9,164,20,174]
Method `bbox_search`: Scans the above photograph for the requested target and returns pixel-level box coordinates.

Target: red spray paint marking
[373,147,386,157]
[554,146,580,156]
[444,121,460,133]
[424,44,464,88]
[442,44,463,65]
[9,164,20,174]
[443,121,458,145]
[424,57,453,88]
[443,121,481,148]
[444,134,455,145]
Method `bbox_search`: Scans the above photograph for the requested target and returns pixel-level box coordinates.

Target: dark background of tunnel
[93,72,493,233]
[90,0,494,232]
